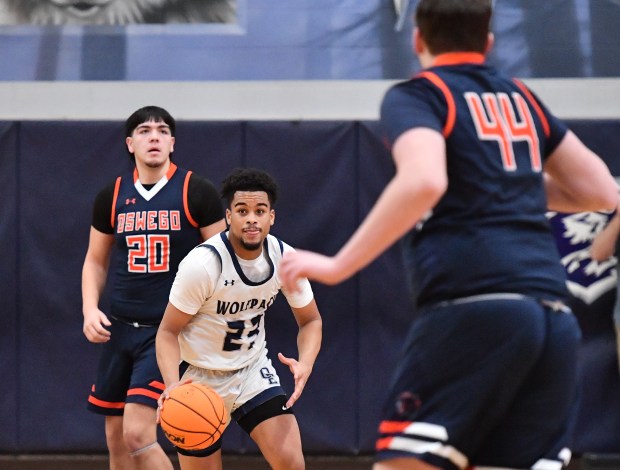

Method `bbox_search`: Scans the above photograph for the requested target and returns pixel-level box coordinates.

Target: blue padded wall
[2,119,620,456]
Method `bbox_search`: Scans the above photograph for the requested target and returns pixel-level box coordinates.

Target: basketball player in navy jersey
[81,106,226,470]
[280,1,619,469]
[156,168,322,470]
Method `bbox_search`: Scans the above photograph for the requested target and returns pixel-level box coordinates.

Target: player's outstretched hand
[278,352,311,410]
[82,308,112,343]
[157,379,193,424]
[279,250,340,292]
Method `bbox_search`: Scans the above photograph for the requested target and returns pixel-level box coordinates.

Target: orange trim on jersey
[88,395,125,409]
[111,176,122,229]
[166,162,178,180]
[378,420,412,434]
[183,170,199,228]
[149,380,166,391]
[376,436,394,451]
[432,52,485,67]
[127,387,162,400]
[513,79,550,138]
[419,71,456,137]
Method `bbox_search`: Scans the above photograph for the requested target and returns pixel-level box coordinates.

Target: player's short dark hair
[220,168,279,207]
[124,105,176,162]
[415,0,492,55]
[125,105,176,138]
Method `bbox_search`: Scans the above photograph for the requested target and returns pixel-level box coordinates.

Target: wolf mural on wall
[0,0,236,24]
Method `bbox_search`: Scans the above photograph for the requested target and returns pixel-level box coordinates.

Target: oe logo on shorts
[260,367,278,384]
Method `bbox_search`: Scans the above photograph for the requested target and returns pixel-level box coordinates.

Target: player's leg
[87,320,135,469]
[123,403,173,470]
[250,412,304,470]
[105,415,135,470]
[375,296,547,469]
[472,302,580,468]
[123,326,173,470]
[232,352,302,469]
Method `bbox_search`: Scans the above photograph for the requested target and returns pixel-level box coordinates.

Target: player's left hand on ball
[278,352,310,409]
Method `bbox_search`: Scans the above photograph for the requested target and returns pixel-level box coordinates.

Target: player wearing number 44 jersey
[81,106,226,470]
[279,1,619,470]
[156,168,323,470]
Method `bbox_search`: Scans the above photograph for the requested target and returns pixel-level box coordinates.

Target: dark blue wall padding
[569,120,620,175]
[0,122,19,451]
[16,122,128,451]
[356,122,415,452]
[3,119,620,456]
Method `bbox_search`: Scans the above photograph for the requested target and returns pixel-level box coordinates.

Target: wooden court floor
[1,453,619,470]
[0,454,375,470]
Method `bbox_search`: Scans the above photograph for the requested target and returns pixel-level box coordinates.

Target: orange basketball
[160,383,228,450]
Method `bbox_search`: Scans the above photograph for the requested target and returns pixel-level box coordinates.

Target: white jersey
[170,231,314,371]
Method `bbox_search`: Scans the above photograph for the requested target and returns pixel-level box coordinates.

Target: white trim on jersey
[134,174,169,201]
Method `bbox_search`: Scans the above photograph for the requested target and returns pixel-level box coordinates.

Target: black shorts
[376,295,580,469]
[87,317,164,415]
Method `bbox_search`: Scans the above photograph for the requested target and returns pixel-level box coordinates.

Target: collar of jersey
[133,162,177,201]
[221,231,275,286]
[432,52,485,67]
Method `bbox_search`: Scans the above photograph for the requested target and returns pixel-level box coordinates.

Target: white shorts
[182,351,283,419]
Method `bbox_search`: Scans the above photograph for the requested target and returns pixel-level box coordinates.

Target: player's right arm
[81,227,114,343]
[155,301,194,422]
[543,130,618,213]
[156,302,193,388]
[156,246,215,415]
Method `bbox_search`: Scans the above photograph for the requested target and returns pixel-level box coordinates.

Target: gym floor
[0,454,615,470]
[0,454,375,470]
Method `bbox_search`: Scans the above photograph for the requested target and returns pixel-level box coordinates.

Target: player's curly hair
[220,168,279,207]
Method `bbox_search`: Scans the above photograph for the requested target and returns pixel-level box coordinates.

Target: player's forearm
[156,329,182,387]
[296,318,322,369]
[334,174,444,282]
[81,260,108,312]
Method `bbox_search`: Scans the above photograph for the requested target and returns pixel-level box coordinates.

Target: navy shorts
[375,295,580,470]
[87,317,164,415]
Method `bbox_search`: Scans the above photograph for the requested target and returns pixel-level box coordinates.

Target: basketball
[160,383,228,450]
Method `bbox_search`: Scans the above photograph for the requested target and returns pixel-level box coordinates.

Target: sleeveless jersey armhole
[512,78,551,138]
[111,176,122,229]
[418,71,456,138]
[183,171,199,228]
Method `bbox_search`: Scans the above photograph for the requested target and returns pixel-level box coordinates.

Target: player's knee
[123,423,156,452]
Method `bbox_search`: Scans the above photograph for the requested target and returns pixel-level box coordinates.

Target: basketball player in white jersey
[156,167,323,470]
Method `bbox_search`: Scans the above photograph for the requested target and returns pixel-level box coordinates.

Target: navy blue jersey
[381,53,569,307]
[110,164,204,322]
